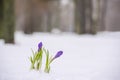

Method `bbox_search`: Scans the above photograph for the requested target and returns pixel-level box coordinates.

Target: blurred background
[0,0,120,43]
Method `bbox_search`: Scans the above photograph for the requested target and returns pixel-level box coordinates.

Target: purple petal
[38,42,43,51]
[54,51,63,59]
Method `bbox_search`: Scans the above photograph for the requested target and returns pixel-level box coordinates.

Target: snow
[0,31,120,80]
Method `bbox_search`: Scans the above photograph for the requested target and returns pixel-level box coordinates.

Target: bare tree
[85,0,95,34]
[3,0,15,43]
[98,0,107,31]
[74,0,96,34]
[0,0,3,39]
[74,0,86,34]
[23,0,33,34]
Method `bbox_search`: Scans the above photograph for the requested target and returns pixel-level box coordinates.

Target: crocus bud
[38,42,43,51]
[54,51,63,59]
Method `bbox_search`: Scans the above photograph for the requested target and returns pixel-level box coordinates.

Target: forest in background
[0,0,120,43]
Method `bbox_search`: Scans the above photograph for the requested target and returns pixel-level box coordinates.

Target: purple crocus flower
[38,42,43,51]
[53,51,63,59]
[50,51,63,63]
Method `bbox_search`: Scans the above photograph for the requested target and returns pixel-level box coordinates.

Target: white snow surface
[0,31,120,80]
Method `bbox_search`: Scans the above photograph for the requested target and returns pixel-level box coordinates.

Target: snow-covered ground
[0,31,120,80]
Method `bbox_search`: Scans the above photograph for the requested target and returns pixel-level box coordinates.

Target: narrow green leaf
[30,57,33,63]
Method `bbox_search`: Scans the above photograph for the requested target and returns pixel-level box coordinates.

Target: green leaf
[30,57,33,63]
[36,62,40,70]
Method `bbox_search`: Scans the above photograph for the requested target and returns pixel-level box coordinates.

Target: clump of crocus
[29,42,63,73]
[29,42,43,70]
[44,50,63,73]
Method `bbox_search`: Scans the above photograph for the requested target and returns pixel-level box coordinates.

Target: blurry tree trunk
[0,0,3,39]
[49,0,60,30]
[100,0,107,31]
[49,1,61,31]
[74,0,86,34]
[31,0,42,32]
[105,0,120,31]
[46,10,52,32]
[74,0,96,34]
[46,1,54,32]
[3,0,15,43]
[92,0,100,32]
[98,0,107,31]
[24,0,33,34]
[85,0,96,34]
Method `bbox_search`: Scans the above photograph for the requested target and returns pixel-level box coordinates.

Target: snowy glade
[0,31,120,80]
